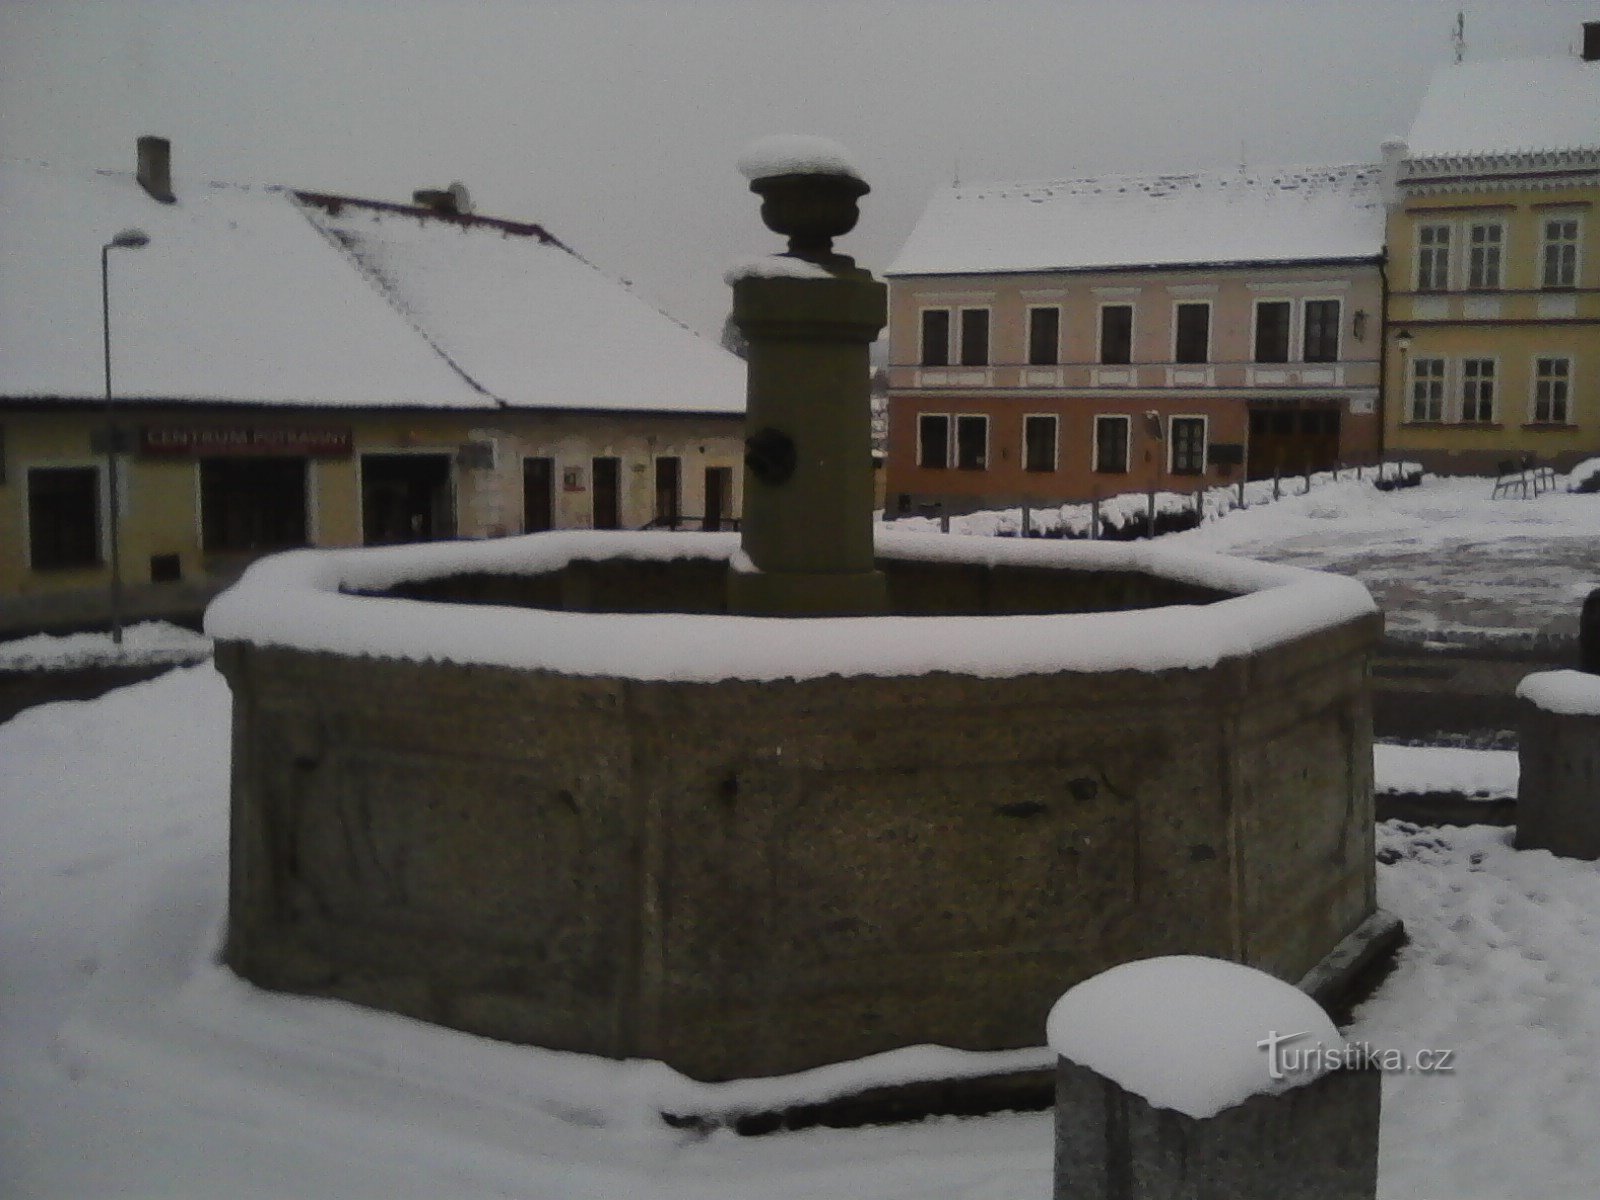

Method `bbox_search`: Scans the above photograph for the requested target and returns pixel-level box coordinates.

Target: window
[1533,357,1571,424]
[1416,223,1451,291]
[1409,358,1446,423]
[959,308,990,366]
[1099,304,1133,365]
[1174,303,1210,364]
[1460,359,1496,423]
[920,309,951,366]
[1093,415,1130,473]
[1027,306,1060,366]
[917,413,950,469]
[1302,300,1341,363]
[1169,417,1206,475]
[1468,222,1503,289]
[955,415,988,470]
[1023,414,1058,472]
[1541,217,1580,289]
[202,458,308,553]
[1253,301,1292,363]
[361,454,453,545]
[27,466,100,569]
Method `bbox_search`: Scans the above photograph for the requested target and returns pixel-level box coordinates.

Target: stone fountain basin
[206,530,1380,1082]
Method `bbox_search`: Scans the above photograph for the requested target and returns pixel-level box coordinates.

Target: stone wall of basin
[218,596,1378,1081]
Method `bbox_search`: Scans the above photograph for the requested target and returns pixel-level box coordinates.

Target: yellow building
[1384,35,1600,474]
[0,141,745,635]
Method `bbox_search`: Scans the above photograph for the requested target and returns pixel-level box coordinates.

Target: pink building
[884,165,1387,514]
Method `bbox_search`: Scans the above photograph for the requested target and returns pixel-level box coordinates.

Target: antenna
[1453,10,1465,64]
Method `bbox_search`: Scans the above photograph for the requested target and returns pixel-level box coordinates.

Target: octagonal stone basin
[206,530,1380,1082]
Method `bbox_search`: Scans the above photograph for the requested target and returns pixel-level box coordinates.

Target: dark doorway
[1247,406,1342,479]
[704,466,732,531]
[655,456,681,527]
[361,453,454,545]
[592,456,621,530]
[523,456,554,532]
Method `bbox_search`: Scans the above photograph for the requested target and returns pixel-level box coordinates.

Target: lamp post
[102,228,149,647]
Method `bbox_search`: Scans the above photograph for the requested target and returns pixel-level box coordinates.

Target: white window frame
[1459,357,1498,424]
[953,413,989,471]
[1171,300,1212,365]
[915,412,951,470]
[1416,221,1453,291]
[1539,215,1582,290]
[1021,413,1059,473]
[1252,298,1294,364]
[957,307,991,368]
[1097,302,1135,365]
[1531,355,1574,425]
[1167,415,1208,476]
[1408,357,1447,423]
[1300,297,1343,364]
[1092,414,1131,474]
[918,307,953,367]
[1025,304,1062,367]
[1467,220,1505,291]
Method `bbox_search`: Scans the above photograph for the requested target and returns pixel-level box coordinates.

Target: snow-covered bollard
[1516,667,1600,860]
[1048,957,1378,1200]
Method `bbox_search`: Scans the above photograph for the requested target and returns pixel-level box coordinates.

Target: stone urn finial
[738,134,870,264]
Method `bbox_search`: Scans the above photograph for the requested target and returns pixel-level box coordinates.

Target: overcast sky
[2,1,1594,338]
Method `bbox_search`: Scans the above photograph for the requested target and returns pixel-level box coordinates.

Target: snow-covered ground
[4,477,1597,1196]
[0,620,210,671]
[4,665,1600,1198]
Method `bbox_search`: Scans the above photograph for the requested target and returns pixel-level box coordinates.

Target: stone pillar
[1054,1058,1380,1200]
[1516,673,1600,860]
[726,137,888,616]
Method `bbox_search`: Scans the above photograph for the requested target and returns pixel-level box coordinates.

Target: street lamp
[102,228,149,647]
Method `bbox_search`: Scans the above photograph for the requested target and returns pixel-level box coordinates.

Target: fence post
[1146,488,1157,538]
[1194,488,1205,522]
[1273,469,1281,500]
[1236,476,1246,509]
[1090,496,1101,541]
[1022,502,1032,537]
[1303,467,1312,495]
[938,503,950,534]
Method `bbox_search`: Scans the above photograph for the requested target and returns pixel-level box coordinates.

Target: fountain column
[726,136,888,616]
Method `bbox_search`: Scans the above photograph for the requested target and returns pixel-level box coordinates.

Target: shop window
[360,453,453,545]
[202,457,308,553]
[27,466,100,569]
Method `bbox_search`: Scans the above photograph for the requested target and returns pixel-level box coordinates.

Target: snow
[202,529,1376,682]
[1518,669,1600,717]
[1047,956,1342,1119]
[0,157,743,416]
[887,163,1384,277]
[724,255,837,283]
[1567,457,1600,492]
[1374,743,1518,799]
[0,159,494,409]
[1404,56,1600,159]
[0,620,210,671]
[302,198,745,415]
[737,135,864,183]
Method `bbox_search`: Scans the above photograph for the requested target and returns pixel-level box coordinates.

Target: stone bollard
[1515,667,1600,859]
[1049,956,1379,1200]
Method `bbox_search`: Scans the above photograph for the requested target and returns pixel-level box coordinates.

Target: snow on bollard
[1048,956,1378,1200]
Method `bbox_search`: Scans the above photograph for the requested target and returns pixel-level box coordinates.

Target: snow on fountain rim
[1047,955,1344,1119]
[202,529,1376,684]
[1517,669,1600,716]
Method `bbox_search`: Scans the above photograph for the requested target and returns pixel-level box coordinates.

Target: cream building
[1384,30,1600,474]
[0,140,745,634]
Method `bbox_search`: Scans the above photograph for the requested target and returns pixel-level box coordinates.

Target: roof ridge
[291,194,505,406]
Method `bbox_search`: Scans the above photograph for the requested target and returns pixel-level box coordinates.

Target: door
[703,466,732,532]
[654,457,681,528]
[523,456,554,532]
[592,456,621,530]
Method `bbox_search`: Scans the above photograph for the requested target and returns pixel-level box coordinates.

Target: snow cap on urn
[737,134,869,264]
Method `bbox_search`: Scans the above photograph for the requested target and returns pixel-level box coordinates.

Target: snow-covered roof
[1405,56,1600,160]
[0,157,744,415]
[887,164,1385,278]
[300,196,744,415]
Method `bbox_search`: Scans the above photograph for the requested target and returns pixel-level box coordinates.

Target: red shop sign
[140,425,354,458]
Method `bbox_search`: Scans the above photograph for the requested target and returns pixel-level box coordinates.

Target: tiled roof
[1405,56,1600,160]
[888,164,1385,277]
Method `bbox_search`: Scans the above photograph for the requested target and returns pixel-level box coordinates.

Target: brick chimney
[1583,21,1600,62]
[137,135,175,204]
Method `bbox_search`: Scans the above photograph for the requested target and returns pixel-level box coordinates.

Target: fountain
[208,137,1385,1086]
